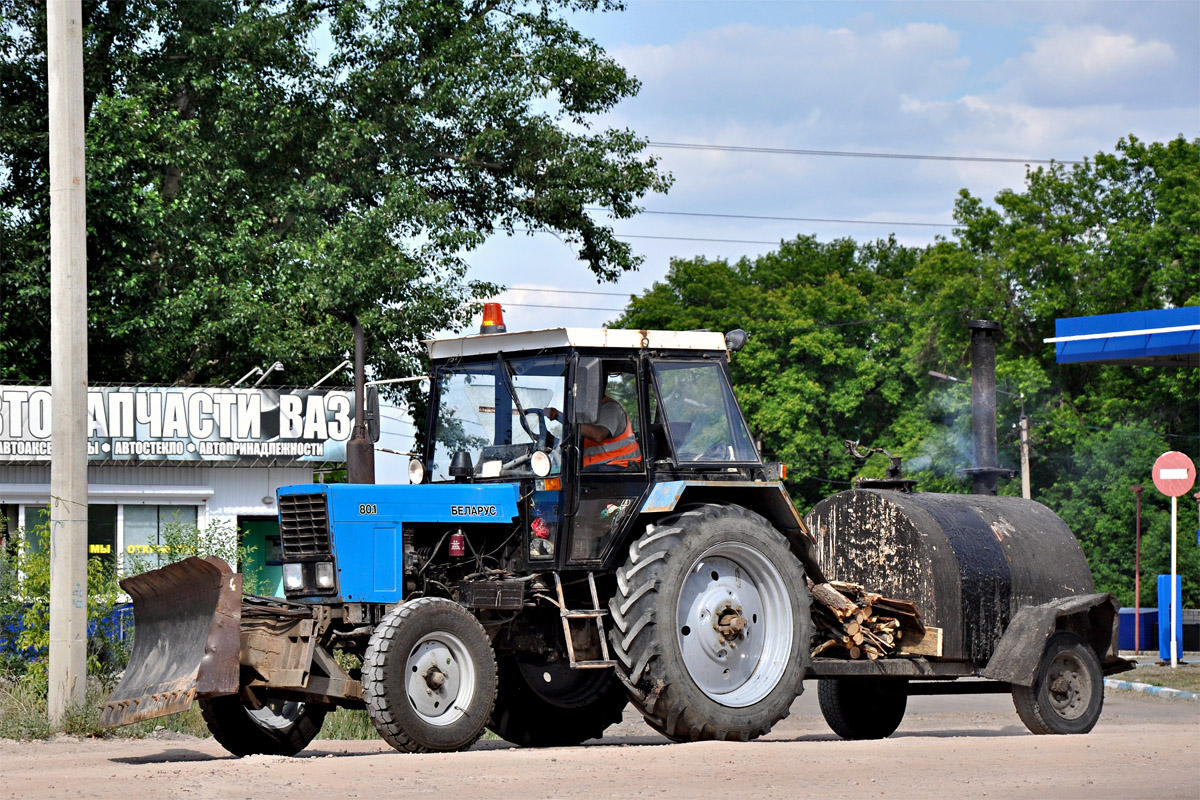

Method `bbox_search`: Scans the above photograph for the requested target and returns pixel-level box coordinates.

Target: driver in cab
[545,375,641,471]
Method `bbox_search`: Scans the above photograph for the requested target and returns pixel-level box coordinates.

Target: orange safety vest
[583,399,642,469]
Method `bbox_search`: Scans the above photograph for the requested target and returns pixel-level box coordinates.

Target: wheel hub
[714,602,748,643]
[406,637,467,722]
[1046,653,1089,720]
[425,665,447,690]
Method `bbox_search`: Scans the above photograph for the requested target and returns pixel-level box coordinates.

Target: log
[811,583,860,621]
[811,639,843,658]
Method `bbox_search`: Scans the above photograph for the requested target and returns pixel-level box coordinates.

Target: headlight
[315,561,335,589]
[530,450,551,477]
[408,458,425,484]
[283,563,304,591]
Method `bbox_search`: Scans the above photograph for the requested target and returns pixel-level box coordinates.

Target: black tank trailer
[800,321,1132,740]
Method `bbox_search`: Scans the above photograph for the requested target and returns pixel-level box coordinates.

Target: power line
[586,208,956,229]
[516,228,782,246]
[617,233,783,245]
[503,285,632,297]
[647,141,1084,166]
[500,302,626,312]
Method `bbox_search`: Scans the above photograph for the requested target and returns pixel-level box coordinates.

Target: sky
[462,0,1200,334]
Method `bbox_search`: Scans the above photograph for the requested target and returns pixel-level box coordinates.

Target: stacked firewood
[809,580,927,660]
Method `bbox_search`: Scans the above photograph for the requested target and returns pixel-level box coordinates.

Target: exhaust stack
[967,319,1004,495]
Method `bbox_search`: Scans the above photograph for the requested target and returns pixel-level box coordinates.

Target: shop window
[123,505,199,570]
[22,504,117,572]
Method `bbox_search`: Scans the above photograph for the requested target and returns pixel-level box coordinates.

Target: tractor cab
[416,311,764,569]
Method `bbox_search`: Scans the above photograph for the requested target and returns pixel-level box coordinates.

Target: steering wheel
[698,442,732,461]
[522,408,549,451]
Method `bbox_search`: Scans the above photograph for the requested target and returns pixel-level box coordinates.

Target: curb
[1104,679,1199,701]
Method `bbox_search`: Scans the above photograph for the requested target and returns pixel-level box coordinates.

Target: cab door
[563,358,650,567]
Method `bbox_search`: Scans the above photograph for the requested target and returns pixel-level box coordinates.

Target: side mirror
[574,356,602,426]
[366,386,381,443]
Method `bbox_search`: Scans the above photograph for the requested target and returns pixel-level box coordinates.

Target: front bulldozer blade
[100,556,242,728]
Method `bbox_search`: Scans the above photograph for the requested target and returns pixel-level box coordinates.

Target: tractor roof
[427,328,727,361]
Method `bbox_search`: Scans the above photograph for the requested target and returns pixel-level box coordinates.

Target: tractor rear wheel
[199,695,326,757]
[817,678,908,740]
[609,503,812,742]
[488,656,628,747]
[363,597,498,753]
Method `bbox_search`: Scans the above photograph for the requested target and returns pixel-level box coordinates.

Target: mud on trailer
[102,312,1131,754]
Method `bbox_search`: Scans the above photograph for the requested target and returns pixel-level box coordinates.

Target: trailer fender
[980,593,1131,686]
[637,481,825,582]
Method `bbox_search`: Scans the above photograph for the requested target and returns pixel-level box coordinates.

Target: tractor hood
[278,482,522,524]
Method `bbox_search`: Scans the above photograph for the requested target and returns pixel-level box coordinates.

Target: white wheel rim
[676,541,793,707]
[246,698,304,730]
[405,631,477,726]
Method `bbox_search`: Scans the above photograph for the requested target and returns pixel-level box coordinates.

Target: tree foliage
[618,136,1199,604]
[0,0,670,386]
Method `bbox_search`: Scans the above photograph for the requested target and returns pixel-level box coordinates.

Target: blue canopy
[1047,307,1199,367]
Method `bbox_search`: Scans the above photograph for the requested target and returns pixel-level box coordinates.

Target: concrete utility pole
[47,0,89,725]
[1018,401,1031,500]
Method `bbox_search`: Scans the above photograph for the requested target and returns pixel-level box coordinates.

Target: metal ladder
[553,572,616,669]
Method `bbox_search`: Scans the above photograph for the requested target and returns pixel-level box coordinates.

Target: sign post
[1152,451,1197,667]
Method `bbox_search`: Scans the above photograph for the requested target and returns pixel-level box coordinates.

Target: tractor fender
[636,481,825,582]
[980,593,1131,686]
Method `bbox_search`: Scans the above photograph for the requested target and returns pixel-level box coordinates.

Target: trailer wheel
[1012,630,1103,735]
[363,597,497,753]
[609,503,812,742]
[817,678,908,740]
[487,656,628,747]
[198,695,326,757]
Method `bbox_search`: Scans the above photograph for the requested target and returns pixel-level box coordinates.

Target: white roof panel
[427,328,727,360]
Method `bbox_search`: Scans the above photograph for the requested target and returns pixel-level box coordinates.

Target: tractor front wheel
[199,695,326,757]
[363,597,498,753]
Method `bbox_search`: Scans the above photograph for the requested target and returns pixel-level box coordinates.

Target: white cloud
[992,24,1180,107]
[611,22,970,130]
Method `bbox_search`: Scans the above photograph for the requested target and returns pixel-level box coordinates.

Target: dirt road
[3,688,1196,800]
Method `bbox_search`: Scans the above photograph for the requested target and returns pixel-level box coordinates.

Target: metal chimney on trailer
[965,319,1008,496]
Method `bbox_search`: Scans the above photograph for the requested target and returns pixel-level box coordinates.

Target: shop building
[0,385,361,595]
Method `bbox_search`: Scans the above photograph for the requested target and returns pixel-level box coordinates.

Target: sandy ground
[2,687,1196,800]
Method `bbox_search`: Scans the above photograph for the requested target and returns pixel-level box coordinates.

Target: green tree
[0,0,670,386]
[618,235,922,509]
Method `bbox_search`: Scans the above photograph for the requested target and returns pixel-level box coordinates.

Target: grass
[317,708,376,740]
[0,673,210,741]
[1125,663,1200,694]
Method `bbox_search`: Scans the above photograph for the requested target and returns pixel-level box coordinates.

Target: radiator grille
[279,493,331,558]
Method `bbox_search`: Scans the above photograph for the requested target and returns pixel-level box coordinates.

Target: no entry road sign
[1153,451,1196,497]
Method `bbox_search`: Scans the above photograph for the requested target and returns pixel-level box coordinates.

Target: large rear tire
[199,695,326,757]
[817,678,908,740]
[488,656,628,747]
[1012,630,1103,735]
[609,503,812,742]
[362,597,497,753]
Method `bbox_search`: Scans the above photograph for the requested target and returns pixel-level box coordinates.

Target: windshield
[652,360,759,463]
[430,355,567,481]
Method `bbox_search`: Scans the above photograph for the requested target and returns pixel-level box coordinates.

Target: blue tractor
[103,320,818,755]
[103,314,1129,753]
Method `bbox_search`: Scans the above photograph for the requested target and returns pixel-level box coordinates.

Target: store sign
[0,386,357,463]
